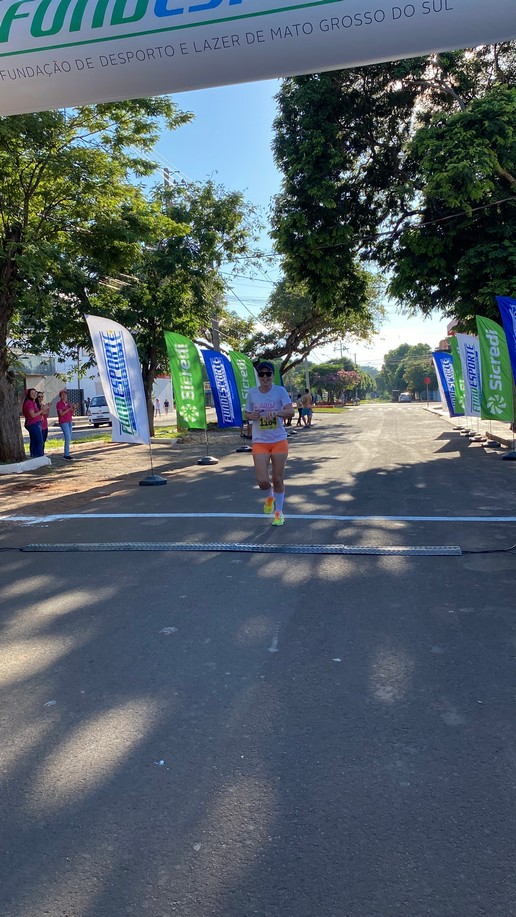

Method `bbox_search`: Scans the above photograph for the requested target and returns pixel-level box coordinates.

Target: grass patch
[311,406,347,413]
[152,426,182,439]
[44,433,112,450]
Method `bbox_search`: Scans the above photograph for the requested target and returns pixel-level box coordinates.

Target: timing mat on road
[20,542,462,556]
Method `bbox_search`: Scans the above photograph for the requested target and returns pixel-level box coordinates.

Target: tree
[244,276,383,373]
[386,84,516,326]
[0,100,191,463]
[375,344,436,397]
[271,61,429,311]
[375,345,412,397]
[357,369,376,398]
[309,359,357,402]
[271,45,516,334]
[96,179,258,433]
[400,345,436,394]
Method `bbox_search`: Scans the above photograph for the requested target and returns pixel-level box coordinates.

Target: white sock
[274,491,285,513]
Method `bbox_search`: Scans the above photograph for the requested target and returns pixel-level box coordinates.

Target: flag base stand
[198,429,218,465]
[139,474,167,486]
[502,450,516,461]
[235,444,252,453]
[485,440,502,448]
[140,445,167,485]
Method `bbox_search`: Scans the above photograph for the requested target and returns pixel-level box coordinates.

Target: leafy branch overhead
[0,100,260,460]
[271,44,516,329]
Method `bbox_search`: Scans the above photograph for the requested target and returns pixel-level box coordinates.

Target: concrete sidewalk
[426,405,516,448]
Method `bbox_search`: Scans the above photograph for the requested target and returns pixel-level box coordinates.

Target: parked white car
[398,392,412,403]
[89,395,112,427]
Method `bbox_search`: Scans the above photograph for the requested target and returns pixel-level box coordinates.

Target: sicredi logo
[485,328,503,393]
[0,0,246,44]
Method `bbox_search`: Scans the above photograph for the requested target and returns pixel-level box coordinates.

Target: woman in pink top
[36,392,49,453]
[56,388,75,460]
[22,388,44,458]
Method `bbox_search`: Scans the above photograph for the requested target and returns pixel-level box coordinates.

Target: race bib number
[259,413,279,430]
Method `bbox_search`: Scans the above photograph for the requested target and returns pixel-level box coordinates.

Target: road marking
[2,513,516,524]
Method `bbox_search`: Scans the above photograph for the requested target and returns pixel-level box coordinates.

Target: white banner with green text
[1,0,515,115]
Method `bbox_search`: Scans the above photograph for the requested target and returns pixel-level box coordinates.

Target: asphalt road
[2,404,516,917]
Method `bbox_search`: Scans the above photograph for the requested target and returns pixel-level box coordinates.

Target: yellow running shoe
[272,511,285,526]
[264,496,275,514]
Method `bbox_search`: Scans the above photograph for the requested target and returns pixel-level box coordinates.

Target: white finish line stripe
[2,513,516,524]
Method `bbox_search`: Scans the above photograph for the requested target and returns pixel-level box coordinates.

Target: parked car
[398,392,412,403]
[89,395,112,427]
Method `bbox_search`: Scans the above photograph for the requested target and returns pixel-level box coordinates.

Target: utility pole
[76,347,81,414]
[211,313,221,351]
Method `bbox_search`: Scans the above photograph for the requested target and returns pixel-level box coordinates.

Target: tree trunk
[0,374,25,463]
[141,362,156,437]
[0,225,25,463]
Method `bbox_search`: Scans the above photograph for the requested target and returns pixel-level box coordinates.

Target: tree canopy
[244,275,383,373]
[93,179,258,431]
[375,344,436,397]
[271,44,516,335]
[0,102,260,458]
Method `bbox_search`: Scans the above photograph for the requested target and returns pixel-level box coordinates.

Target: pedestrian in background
[295,393,303,427]
[301,389,312,427]
[56,388,74,460]
[155,398,161,416]
[36,392,49,452]
[22,388,44,458]
[164,399,169,415]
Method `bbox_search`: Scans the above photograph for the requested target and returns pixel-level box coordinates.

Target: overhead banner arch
[0,0,515,116]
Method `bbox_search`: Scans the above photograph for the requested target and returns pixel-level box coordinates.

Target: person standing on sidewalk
[155,398,161,416]
[56,389,75,460]
[36,392,49,453]
[22,388,44,458]
[244,360,294,527]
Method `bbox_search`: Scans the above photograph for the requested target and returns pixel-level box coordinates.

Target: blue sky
[153,78,446,370]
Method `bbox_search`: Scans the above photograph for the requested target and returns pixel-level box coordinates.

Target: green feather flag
[164,332,207,430]
[476,316,514,423]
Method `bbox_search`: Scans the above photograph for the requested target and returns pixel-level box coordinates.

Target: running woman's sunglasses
[258,371,273,377]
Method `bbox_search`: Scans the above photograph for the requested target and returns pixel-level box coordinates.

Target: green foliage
[0,100,192,369]
[387,84,516,325]
[96,179,258,414]
[309,358,358,400]
[244,275,383,372]
[376,344,436,395]
[271,44,516,333]
[0,103,260,454]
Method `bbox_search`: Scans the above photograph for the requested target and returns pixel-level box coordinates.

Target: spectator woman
[36,392,49,453]
[22,388,44,458]
[56,388,75,460]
